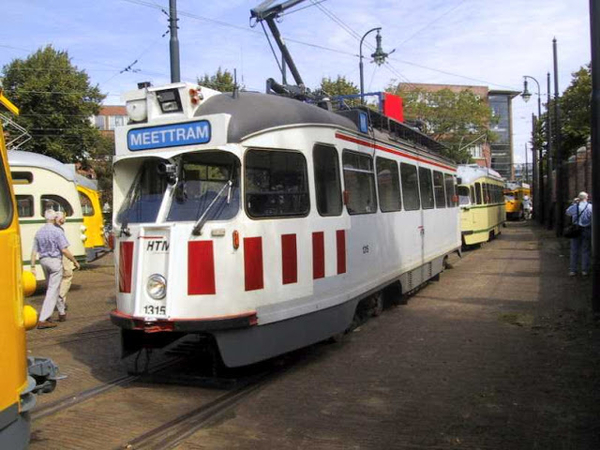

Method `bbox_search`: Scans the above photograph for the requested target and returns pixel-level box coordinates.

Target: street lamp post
[521,75,542,222]
[359,27,389,105]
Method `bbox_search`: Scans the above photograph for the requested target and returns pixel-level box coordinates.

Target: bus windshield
[167,151,240,222]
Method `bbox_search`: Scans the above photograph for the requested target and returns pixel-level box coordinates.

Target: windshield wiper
[191,180,233,236]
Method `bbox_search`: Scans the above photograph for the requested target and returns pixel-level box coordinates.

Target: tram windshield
[457,186,471,206]
[117,158,169,224]
[167,151,240,222]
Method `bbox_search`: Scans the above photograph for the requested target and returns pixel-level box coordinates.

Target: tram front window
[117,159,169,224]
[457,186,471,206]
[167,152,240,222]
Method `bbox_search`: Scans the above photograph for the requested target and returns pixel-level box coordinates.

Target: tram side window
[41,195,74,217]
[470,186,475,204]
[484,183,490,204]
[0,161,13,229]
[418,167,434,209]
[16,195,34,217]
[313,144,342,216]
[433,171,446,208]
[400,163,420,211]
[342,151,377,215]
[376,157,401,212]
[475,183,483,205]
[246,149,309,218]
[117,159,168,224]
[445,174,457,207]
[78,192,95,217]
[11,171,33,184]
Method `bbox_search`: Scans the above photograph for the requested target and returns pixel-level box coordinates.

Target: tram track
[30,327,119,348]
[31,356,182,422]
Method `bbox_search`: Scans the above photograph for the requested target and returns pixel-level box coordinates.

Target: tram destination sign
[127,120,211,151]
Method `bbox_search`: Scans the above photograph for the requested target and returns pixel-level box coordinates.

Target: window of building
[78,191,95,217]
[342,151,377,215]
[376,157,401,212]
[400,163,420,211]
[11,171,33,184]
[475,182,482,205]
[108,115,127,130]
[313,144,342,216]
[418,167,434,209]
[433,171,446,208]
[445,174,457,207]
[245,149,309,218]
[95,116,105,130]
[41,195,74,217]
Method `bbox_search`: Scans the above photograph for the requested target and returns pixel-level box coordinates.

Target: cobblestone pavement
[27,222,599,450]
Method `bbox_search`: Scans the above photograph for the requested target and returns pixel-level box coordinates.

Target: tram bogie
[110,82,461,367]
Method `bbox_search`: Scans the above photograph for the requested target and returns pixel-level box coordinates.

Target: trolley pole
[546,72,554,230]
[169,0,181,83]
[553,38,564,236]
[589,0,600,313]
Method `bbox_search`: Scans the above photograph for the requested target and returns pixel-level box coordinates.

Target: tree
[560,64,591,155]
[318,76,360,107]
[386,84,496,163]
[1,45,105,162]
[198,67,237,92]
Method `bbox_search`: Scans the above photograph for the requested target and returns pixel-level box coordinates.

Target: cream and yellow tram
[8,151,87,279]
[110,82,461,367]
[456,165,506,246]
[74,174,108,261]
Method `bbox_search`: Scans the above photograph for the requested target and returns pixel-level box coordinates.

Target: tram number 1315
[143,305,166,315]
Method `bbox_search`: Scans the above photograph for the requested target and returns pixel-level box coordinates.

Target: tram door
[417,166,434,284]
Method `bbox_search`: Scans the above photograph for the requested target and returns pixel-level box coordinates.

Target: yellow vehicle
[0,90,58,449]
[457,165,506,246]
[504,183,531,220]
[75,174,108,261]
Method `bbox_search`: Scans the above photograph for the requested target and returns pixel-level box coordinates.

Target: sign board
[127,120,211,151]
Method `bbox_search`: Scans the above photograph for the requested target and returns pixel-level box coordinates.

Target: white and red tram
[109,82,461,367]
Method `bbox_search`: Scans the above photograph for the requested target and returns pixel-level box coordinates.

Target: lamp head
[371,31,389,66]
[521,78,532,103]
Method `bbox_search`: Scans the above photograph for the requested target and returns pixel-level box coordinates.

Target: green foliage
[1,45,105,162]
[386,84,496,163]
[198,67,237,92]
[83,134,115,206]
[319,76,360,107]
[560,64,591,155]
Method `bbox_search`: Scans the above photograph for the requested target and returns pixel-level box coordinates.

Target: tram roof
[457,164,504,185]
[195,91,357,142]
[8,150,77,182]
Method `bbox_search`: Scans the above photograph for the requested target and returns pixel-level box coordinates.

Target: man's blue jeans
[570,226,592,273]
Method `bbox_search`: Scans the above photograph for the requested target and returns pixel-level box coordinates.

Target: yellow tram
[75,174,108,261]
[0,91,58,449]
[504,182,531,220]
[457,165,506,246]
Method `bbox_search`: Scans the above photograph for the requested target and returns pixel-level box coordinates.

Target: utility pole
[525,143,529,185]
[532,114,538,220]
[169,0,181,83]
[589,0,600,313]
[553,38,564,236]
[546,72,554,229]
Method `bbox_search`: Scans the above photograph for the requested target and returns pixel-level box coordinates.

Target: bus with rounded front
[457,165,506,246]
[8,151,87,279]
[110,82,461,367]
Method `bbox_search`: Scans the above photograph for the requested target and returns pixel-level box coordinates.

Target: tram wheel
[371,292,384,317]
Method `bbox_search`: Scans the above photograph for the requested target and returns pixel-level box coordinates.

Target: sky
[0,0,593,165]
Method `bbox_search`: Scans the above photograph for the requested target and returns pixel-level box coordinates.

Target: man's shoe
[37,321,57,329]
[569,272,577,277]
[582,271,589,277]
[58,314,67,322]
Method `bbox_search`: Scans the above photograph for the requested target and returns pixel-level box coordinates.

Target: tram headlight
[126,99,148,122]
[147,274,167,299]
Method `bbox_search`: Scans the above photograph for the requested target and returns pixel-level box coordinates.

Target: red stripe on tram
[312,232,325,280]
[244,237,264,291]
[336,229,346,275]
[119,241,134,293]
[188,241,216,295]
[281,234,298,285]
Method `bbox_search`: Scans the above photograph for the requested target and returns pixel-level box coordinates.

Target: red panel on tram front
[244,237,264,291]
[336,230,346,275]
[281,234,297,285]
[188,240,216,295]
[119,241,134,293]
[312,232,325,279]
